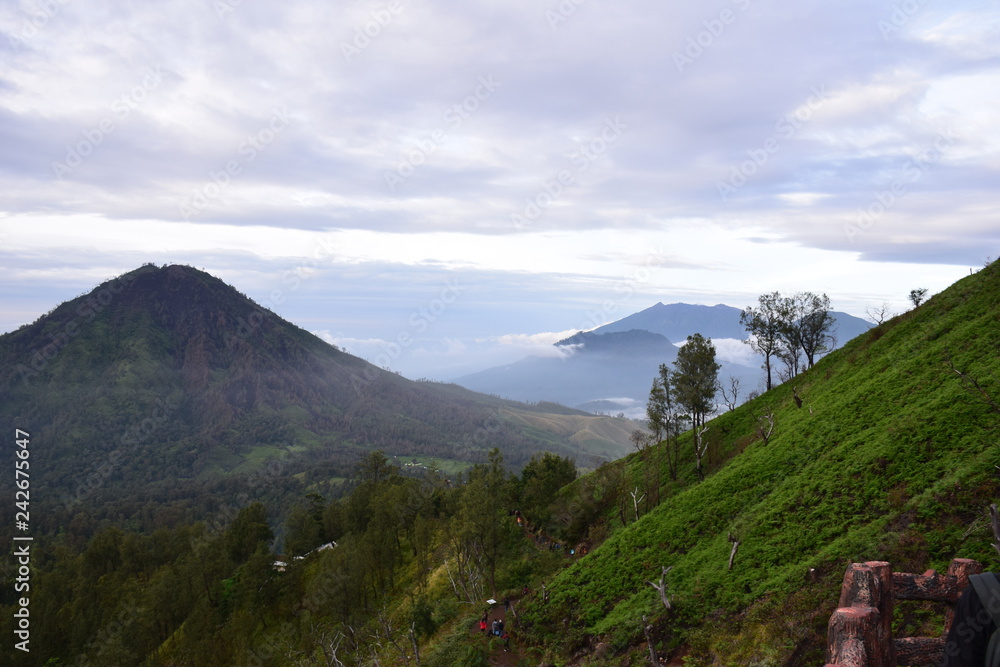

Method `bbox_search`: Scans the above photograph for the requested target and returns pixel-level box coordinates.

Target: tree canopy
[671,333,720,430]
[741,290,836,387]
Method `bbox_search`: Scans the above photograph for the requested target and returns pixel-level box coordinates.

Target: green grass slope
[522,261,1000,665]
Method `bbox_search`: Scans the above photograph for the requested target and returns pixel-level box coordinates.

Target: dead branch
[721,376,742,412]
[865,302,893,325]
[728,534,741,571]
[313,625,346,667]
[949,356,1000,416]
[641,615,658,666]
[630,487,645,523]
[377,610,410,666]
[409,621,421,666]
[646,565,673,611]
[756,413,774,444]
[694,425,710,480]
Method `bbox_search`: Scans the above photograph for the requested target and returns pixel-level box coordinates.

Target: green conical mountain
[0,264,633,521]
[517,260,1000,664]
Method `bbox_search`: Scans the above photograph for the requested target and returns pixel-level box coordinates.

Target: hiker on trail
[503,597,511,613]
[940,571,1000,666]
[479,615,488,635]
[502,631,510,651]
[492,619,499,636]
[497,619,504,636]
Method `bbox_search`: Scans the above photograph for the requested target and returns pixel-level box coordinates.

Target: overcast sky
[1,0,997,379]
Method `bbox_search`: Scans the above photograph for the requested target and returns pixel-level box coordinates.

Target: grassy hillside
[502,407,640,463]
[519,260,1000,664]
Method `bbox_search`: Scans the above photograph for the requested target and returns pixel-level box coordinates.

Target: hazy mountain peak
[556,328,673,349]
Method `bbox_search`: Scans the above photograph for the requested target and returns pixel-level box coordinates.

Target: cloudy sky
[1,0,997,379]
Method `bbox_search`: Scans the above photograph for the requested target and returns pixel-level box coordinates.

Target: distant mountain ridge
[592,302,747,340]
[455,301,873,414]
[459,329,684,411]
[593,301,872,347]
[556,328,675,349]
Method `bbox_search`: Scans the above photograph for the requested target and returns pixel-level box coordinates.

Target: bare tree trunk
[646,566,673,611]
[641,615,658,666]
[377,611,410,666]
[630,487,645,522]
[409,621,421,666]
[721,376,741,411]
[755,413,774,444]
[728,535,740,571]
[694,425,710,481]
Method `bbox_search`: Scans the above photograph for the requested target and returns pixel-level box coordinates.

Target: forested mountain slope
[0,264,633,526]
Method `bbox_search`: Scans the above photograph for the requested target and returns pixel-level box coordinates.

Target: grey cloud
[0,0,995,263]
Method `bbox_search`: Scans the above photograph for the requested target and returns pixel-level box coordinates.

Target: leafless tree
[865,302,894,325]
[720,376,742,412]
[315,626,347,667]
[755,413,774,444]
[694,425,710,481]
[646,565,673,611]
[408,621,421,666]
[630,487,645,523]
[375,610,410,666]
[630,428,651,452]
[641,616,658,666]
[948,354,1000,417]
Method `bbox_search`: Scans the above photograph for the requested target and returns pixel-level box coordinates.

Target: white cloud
[0,0,997,380]
[673,336,759,367]
[712,338,761,367]
[479,331,582,359]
